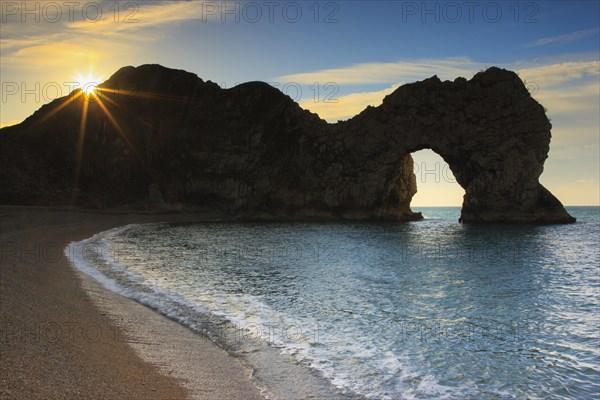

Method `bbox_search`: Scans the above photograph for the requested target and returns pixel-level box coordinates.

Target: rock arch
[0,65,575,223]
[294,67,575,223]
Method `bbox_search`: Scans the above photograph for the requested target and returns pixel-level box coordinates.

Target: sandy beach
[0,206,266,399]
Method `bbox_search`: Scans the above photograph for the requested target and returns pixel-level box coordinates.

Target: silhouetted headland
[0,64,575,223]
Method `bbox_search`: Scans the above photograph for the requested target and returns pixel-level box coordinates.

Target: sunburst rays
[38,80,170,202]
[37,90,83,124]
[96,87,193,103]
[72,93,89,199]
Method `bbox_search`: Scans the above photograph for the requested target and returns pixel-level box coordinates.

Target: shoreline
[0,206,265,399]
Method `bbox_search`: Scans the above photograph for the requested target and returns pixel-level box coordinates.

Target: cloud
[278,57,599,90]
[516,61,600,86]
[67,1,215,35]
[0,0,222,127]
[524,28,600,47]
[2,36,134,69]
[515,60,600,117]
[575,178,595,184]
[280,57,599,121]
[549,143,600,160]
[300,84,401,121]
[0,34,58,51]
[277,57,485,85]
[289,58,599,121]
[535,83,600,115]
[1,1,217,68]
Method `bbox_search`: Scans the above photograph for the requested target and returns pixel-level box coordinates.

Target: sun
[84,83,97,96]
[76,73,101,97]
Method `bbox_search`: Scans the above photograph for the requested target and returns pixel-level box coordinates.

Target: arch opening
[409,149,465,219]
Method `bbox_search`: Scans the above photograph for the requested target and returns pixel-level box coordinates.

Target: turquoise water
[67,207,599,399]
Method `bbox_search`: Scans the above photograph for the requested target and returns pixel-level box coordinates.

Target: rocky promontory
[0,64,575,223]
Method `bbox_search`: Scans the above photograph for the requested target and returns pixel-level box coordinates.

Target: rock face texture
[0,64,575,223]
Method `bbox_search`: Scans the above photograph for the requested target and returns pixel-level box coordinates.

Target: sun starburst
[76,73,101,97]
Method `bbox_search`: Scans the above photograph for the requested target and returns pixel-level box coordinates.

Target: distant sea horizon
[412,205,599,208]
[67,206,599,399]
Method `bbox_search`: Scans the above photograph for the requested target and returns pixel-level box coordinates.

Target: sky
[1,0,598,206]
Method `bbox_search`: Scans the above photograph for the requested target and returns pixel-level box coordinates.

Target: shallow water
[67,207,600,399]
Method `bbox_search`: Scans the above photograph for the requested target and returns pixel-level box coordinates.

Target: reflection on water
[69,206,600,399]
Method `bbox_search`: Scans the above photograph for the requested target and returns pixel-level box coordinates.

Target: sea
[66,206,600,399]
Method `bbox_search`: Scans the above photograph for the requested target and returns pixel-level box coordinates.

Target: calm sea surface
[67,207,600,399]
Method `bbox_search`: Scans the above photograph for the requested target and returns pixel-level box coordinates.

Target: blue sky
[1,1,598,205]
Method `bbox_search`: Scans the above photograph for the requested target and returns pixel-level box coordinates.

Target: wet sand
[0,206,265,399]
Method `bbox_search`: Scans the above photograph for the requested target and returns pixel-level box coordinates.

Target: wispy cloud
[1,1,216,67]
[524,28,600,47]
[67,1,214,35]
[288,58,599,121]
[0,31,64,51]
[279,57,485,120]
[277,58,485,85]
[534,83,599,115]
[516,60,600,86]
[516,60,600,116]
[300,84,401,121]
[2,36,135,69]
[550,143,600,160]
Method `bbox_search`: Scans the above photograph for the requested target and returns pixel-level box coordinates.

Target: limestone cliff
[0,64,575,223]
